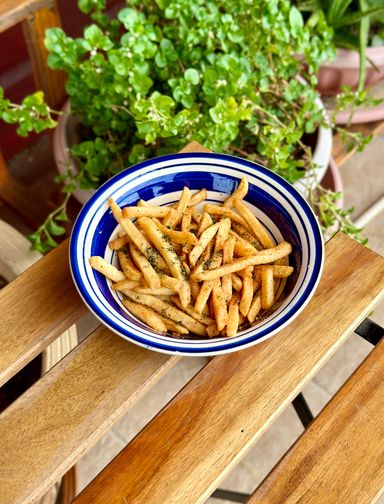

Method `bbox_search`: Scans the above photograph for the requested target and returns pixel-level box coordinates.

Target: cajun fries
[89,178,294,339]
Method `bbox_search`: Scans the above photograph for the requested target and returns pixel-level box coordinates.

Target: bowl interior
[70,153,323,355]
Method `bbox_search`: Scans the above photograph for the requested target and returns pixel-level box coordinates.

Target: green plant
[0,0,376,252]
[297,0,384,91]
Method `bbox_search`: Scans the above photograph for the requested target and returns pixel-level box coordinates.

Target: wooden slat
[179,140,211,153]
[75,233,384,504]
[0,325,179,504]
[248,338,384,504]
[22,3,66,109]
[0,0,54,33]
[0,239,86,386]
[332,119,384,167]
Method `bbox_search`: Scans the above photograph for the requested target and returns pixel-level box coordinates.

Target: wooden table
[1,143,384,504]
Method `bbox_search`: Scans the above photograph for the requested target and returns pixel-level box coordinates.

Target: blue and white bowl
[70,153,324,356]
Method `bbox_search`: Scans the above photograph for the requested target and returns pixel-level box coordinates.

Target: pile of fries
[89,177,293,338]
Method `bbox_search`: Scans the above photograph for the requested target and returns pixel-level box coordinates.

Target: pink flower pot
[317,47,384,96]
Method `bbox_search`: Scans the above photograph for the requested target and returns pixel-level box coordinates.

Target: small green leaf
[184,68,200,85]
[46,219,66,236]
[289,6,304,31]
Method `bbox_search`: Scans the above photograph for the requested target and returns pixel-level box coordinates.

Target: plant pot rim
[321,46,384,69]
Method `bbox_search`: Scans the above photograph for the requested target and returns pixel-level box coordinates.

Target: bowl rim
[70,152,324,356]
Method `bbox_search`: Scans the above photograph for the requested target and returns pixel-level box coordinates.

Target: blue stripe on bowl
[70,153,323,355]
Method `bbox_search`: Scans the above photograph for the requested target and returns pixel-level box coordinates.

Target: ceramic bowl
[70,152,324,356]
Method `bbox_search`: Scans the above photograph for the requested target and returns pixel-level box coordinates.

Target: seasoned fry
[203,204,248,227]
[175,186,192,213]
[255,265,294,278]
[239,266,253,317]
[273,256,289,303]
[135,287,175,296]
[154,219,198,245]
[212,279,228,331]
[227,294,240,337]
[253,279,261,293]
[214,218,231,253]
[157,315,189,335]
[123,206,170,218]
[223,176,248,208]
[108,197,123,221]
[231,273,243,292]
[117,206,168,272]
[112,279,142,291]
[232,234,258,257]
[137,199,148,206]
[260,265,274,310]
[191,242,292,281]
[231,222,263,251]
[89,256,126,282]
[181,208,192,232]
[172,296,214,325]
[160,275,183,292]
[191,206,202,224]
[233,199,274,249]
[189,221,221,267]
[189,279,200,302]
[137,217,191,306]
[162,207,181,228]
[197,212,213,236]
[122,299,167,333]
[247,293,261,323]
[189,188,207,206]
[109,234,129,250]
[222,235,236,303]
[129,244,162,289]
[206,324,220,338]
[124,291,206,335]
[117,248,143,281]
[194,253,222,314]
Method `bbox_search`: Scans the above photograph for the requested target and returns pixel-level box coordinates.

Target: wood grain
[22,3,66,109]
[0,0,54,33]
[75,233,384,504]
[0,239,85,387]
[179,140,211,153]
[332,119,384,167]
[0,326,178,504]
[248,338,384,504]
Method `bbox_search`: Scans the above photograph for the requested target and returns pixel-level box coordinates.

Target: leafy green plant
[0,0,375,252]
[297,0,384,91]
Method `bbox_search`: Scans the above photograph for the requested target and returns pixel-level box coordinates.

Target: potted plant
[297,0,384,96]
[0,0,368,251]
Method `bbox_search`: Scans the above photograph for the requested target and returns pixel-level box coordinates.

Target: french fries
[88,256,126,282]
[191,242,292,281]
[89,178,294,339]
[260,265,274,310]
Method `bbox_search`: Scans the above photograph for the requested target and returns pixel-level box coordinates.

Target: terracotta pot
[317,46,384,96]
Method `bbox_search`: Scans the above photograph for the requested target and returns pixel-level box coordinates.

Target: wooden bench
[248,338,384,504]
[1,139,383,503]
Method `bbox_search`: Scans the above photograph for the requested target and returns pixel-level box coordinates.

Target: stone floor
[1,129,383,502]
